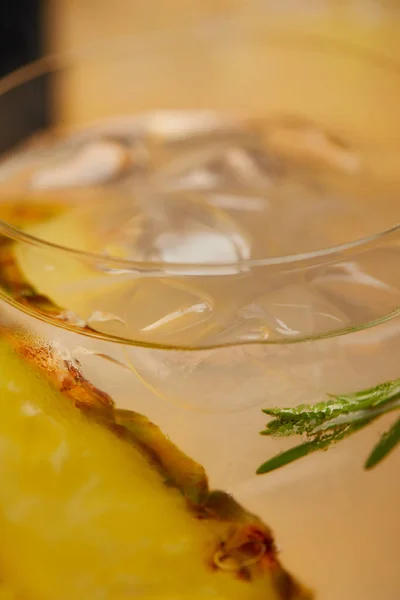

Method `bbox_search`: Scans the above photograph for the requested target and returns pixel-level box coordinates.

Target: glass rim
[1,21,400,274]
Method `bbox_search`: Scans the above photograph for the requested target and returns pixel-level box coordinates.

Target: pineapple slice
[0,329,312,600]
[13,203,118,322]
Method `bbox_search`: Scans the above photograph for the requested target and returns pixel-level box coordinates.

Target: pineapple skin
[0,333,311,600]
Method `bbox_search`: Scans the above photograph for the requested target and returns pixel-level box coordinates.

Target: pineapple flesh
[0,329,311,599]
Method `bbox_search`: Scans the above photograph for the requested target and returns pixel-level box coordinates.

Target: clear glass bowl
[0,19,399,600]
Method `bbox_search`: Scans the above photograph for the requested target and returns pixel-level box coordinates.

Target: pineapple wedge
[13,200,143,327]
[0,329,312,600]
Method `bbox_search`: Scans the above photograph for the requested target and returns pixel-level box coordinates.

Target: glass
[0,18,399,600]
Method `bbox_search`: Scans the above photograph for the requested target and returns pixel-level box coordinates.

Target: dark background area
[0,0,43,77]
[0,0,49,155]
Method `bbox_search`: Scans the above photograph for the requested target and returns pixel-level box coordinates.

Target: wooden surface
[45,1,400,155]
[47,2,400,57]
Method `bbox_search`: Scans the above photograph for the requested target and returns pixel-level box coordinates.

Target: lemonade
[0,28,399,600]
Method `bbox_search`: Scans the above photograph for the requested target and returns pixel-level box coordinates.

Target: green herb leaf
[257,440,318,474]
[262,379,400,437]
[258,378,400,475]
[258,418,373,474]
[365,417,400,470]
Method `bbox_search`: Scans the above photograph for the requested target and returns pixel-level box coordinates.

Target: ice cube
[31,140,130,189]
[151,130,278,195]
[92,189,252,272]
[204,281,351,345]
[312,251,400,326]
[260,115,361,173]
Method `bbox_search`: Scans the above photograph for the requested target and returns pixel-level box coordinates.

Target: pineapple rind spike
[114,408,209,505]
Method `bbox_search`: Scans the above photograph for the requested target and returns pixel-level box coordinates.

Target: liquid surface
[1,112,400,346]
[1,111,395,259]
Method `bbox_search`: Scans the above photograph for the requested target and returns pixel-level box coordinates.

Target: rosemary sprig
[365,417,400,470]
[257,379,400,475]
